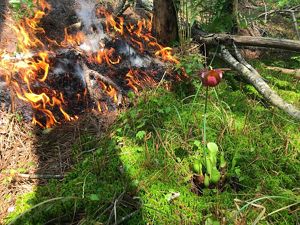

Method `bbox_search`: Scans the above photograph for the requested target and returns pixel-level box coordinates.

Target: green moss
[7,62,300,224]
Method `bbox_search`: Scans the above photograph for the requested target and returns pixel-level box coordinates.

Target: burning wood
[0,0,180,128]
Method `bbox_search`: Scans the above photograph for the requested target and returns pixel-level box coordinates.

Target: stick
[290,10,300,40]
[81,64,123,106]
[220,44,300,120]
[106,191,126,225]
[0,173,64,179]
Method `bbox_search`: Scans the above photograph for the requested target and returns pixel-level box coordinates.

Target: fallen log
[266,66,300,79]
[194,33,300,52]
[219,44,300,120]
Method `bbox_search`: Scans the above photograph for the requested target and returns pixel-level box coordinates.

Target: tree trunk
[194,33,300,52]
[152,0,178,44]
[225,0,239,33]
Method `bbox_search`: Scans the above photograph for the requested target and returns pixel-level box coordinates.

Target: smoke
[79,33,106,53]
[117,40,151,67]
[75,0,106,52]
[75,0,151,66]
[74,63,86,87]
[75,0,97,32]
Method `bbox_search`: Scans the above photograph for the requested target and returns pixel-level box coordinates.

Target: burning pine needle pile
[0,0,180,128]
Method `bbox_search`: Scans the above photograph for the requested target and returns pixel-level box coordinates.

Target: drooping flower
[200,69,223,87]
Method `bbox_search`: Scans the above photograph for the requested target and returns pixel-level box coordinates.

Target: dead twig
[106,191,126,225]
[257,5,300,18]
[1,173,64,179]
[290,10,300,40]
[81,63,123,106]
[116,4,131,17]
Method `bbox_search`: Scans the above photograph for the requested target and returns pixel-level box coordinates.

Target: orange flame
[1,4,180,128]
[90,48,121,65]
[61,28,85,47]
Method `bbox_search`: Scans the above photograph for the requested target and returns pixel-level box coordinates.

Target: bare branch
[220,45,300,120]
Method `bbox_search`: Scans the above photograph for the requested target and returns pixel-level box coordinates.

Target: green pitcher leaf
[207,142,218,155]
[206,157,213,175]
[204,174,210,187]
[220,152,227,168]
[193,161,202,174]
[210,167,221,184]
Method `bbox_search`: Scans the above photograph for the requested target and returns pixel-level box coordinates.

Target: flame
[61,28,85,47]
[25,11,46,33]
[0,4,180,128]
[125,69,142,93]
[32,116,45,128]
[107,86,118,103]
[33,0,51,11]
[90,48,121,65]
[36,51,50,82]
[0,3,77,128]
[97,7,179,65]
[98,8,124,35]
[98,81,118,103]
[97,101,102,112]
[155,47,179,64]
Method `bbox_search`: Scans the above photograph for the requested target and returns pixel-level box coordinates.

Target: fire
[36,51,50,82]
[90,48,121,66]
[155,47,179,64]
[98,81,118,103]
[25,10,46,33]
[61,28,86,48]
[33,0,51,11]
[0,3,180,128]
[97,7,179,64]
[125,69,157,93]
[97,7,124,35]
[126,69,141,93]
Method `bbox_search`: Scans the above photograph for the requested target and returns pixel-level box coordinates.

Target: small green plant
[291,56,300,63]
[175,53,204,77]
[15,112,23,122]
[9,0,34,19]
[193,142,226,187]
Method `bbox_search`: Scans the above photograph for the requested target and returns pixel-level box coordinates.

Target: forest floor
[0,1,300,225]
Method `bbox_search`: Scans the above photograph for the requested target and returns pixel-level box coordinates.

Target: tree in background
[152,0,178,44]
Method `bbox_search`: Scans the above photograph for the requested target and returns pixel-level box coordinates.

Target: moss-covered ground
[5,55,300,225]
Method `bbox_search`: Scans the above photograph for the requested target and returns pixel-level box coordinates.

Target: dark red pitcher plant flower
[200,69,223,87]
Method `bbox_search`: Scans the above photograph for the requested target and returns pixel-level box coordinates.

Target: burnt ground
[0,0,125,223]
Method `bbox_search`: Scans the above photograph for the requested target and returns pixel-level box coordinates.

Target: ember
[0,0,179,128]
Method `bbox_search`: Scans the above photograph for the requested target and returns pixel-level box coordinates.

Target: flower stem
[203,86,209,149]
